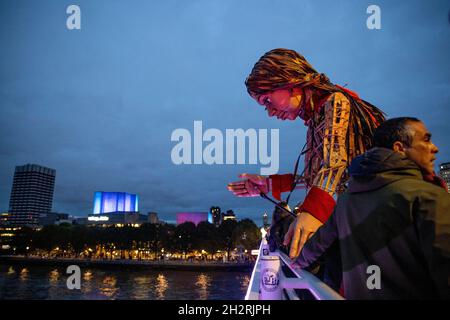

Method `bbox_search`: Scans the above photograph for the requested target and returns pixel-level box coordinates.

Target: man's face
[403,121,439,175]
[254,88,302,121]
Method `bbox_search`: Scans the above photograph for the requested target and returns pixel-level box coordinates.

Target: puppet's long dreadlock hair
[245,48,386,161]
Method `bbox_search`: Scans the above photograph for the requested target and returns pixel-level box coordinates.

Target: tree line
[7,219,261,260]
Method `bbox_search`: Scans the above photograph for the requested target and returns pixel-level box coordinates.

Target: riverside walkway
[0,255,254,272]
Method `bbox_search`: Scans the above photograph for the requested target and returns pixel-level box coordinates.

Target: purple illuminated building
[93,192,138,214]
[176,212,213,226]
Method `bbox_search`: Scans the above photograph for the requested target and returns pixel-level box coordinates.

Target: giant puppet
[227,49,385,259]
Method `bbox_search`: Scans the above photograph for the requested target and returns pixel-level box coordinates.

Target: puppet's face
[255,88,303,121]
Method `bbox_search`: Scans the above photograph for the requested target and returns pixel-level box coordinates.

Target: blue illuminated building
[93,192,139,214]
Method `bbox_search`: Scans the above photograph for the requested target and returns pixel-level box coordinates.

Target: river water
[0,264,251,300]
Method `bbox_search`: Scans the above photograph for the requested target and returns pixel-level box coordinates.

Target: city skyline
[1,1,449,226]
[2,162,245,225]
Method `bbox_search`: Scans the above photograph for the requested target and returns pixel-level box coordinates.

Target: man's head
[373,117,439,175]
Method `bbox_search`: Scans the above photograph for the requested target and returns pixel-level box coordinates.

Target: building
[0,212,19,251]
[39,212,74,226]
[176,212,212,226]
[86,191,144,226]
[148,212,160,224]
[262,212,270,228]
[85,211,148,226]
[0,212,11,227]
[222,209,237,222]
[210,206,221,226]
[93,191,138,214]
[8,164,56,227]
[439,162,450,193]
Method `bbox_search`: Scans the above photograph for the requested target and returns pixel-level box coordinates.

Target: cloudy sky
[1,0,449,226]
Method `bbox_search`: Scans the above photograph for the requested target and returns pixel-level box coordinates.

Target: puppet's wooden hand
[283,211,323,259]
[227,173,270,197]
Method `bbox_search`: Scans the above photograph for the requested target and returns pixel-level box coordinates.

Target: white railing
[245,238,344,300]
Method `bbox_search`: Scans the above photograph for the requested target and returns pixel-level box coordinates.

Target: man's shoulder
[340,177,448,202]
[389,177,448,196]
[372,178,450,208]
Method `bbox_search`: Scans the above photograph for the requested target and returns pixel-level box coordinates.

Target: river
[0,264,251,300]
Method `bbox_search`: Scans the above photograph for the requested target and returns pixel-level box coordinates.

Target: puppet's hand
[227,173,270,197]
[283,211,323,259]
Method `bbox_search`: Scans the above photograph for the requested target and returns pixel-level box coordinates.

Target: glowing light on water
[83,271,93,281]
[239,274,250,293]
[19,268,29,281]
[195,273,211,300]
[49,269,59,283]
[100,276,119,298]
[132,276,152,299]
[155,274,168,300]
[7,266,15,275]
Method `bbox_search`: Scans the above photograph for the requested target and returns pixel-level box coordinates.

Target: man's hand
[227,173,270,197]
[283,211,323,259]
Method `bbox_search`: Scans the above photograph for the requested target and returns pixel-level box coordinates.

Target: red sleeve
[298,187,336,224]
[269,174,295,201]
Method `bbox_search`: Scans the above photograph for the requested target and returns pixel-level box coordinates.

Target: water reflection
[81,270,94,295]
[132,276,152,299]
[100,276,119,298]
[154,274,168,300]
[49,269,59,284]
[47,268,61,299]
[19,268,28,281]
[195,274,211,300]
[239,274,250,292]
[7,266,15,275]
[83,271,93,281]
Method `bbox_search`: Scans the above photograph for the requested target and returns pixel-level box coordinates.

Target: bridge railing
[245,238,344,300]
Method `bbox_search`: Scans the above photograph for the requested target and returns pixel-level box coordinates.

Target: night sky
[1,0,449,226]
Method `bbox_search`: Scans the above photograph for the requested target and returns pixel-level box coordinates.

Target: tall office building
[439,162,450,193]
[8,164,56,227]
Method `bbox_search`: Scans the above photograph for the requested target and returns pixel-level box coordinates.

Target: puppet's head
[245,48,386,163]
[245,48,332,121]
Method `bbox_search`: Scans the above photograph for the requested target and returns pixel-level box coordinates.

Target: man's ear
[392,141,406,153]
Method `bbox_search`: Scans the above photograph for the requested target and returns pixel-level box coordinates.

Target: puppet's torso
[303,92,352,196]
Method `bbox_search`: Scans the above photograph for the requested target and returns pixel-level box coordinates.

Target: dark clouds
[1,0,449,226]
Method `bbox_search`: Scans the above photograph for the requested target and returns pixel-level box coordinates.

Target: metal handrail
[245,240,265,300]
[245,239,344,300]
